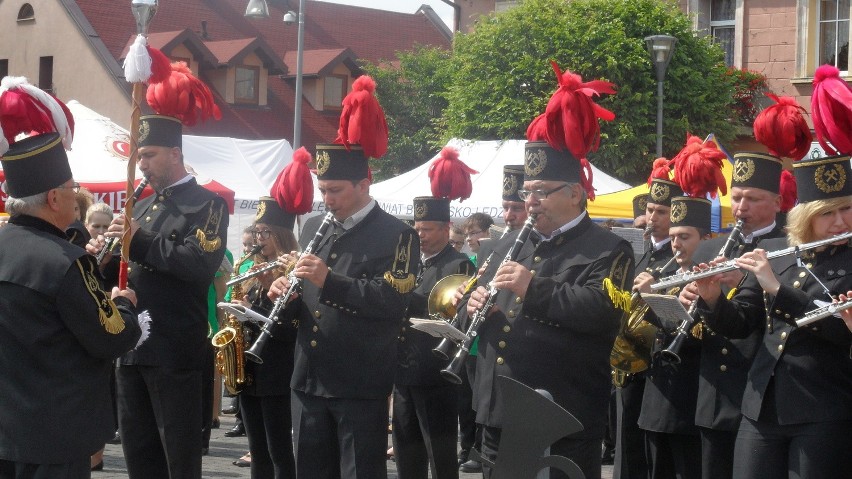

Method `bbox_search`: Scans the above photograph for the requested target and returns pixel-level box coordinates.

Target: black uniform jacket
[635,239,675,279]
[473,215,635,439]
[690,225,784,430]
[242,286,299,396]
[0,215,140,464]
[397,244,474,386]
[124,178,229,370]
[699,237,852,425]
[290,205,420,399]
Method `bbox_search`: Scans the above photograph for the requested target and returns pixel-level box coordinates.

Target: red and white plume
[146,62,222,126]
[670,134,727,198]
[647,157,672,185]
[428,146,478,201]
[271,147,314,215]
[0,76,74,155]
[526,61,616,200]
[124,35,171,84]
[335,75,389,159]
[753,93,811,159]
[811,64,852,155]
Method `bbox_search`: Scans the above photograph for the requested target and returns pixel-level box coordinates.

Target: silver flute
[795,298,852,327]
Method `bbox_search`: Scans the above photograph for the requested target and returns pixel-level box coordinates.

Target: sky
[314,0,454,29]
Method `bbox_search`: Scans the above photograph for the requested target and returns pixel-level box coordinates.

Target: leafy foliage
[725,67,768,125]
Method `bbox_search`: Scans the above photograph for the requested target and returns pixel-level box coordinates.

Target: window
[0,60,8,79]
[323,75,346,109]
[235,66,259,104]
[17,3,34,22]
[39,56,53,94]
[818,0,850,72]
[710,0,735,66]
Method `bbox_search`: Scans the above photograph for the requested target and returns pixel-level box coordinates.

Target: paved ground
[93,415,613,478]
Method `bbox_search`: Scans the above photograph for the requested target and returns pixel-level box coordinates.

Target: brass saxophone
[212,245,261,394]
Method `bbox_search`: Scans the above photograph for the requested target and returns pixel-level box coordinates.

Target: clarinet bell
[432,338,454,360]
[659,333,685,365]
[440,349,469,385]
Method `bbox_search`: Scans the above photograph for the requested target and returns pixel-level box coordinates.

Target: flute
[795,299,852,327]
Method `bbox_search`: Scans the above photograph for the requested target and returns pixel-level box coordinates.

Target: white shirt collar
[338,198,376,230]
[160,174,193,192]
[652,236,672,251]
[535,211,587,243]
[742,221,776,244]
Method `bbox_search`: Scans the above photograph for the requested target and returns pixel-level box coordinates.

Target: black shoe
[459,459,482,473]
[201,447,209,456]
[458,449,470,465]
[601,445,615,465]
[211,418,220,429]
[224,423,245,437]
[221,405,238,415]
[106,431,121,445]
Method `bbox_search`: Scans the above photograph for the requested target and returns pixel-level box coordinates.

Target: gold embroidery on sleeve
[77,259,125,334]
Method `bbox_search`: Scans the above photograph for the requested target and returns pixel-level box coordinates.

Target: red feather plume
[146,62,222,126]
[753,93,811,159]
[779,170,797,213]
[271,147,314,215]
[670,134,728,198]
[647,157,672,185]
[428,147,478,201]
[335,75,389,159]
[147,47,172,84]
[811,64,852,155]
[0,88,54,144]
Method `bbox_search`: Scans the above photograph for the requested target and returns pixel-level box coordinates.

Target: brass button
[152,205,158,211]
[145,216,152,222]
[799,271,807,278]
[515,296,522,304]
[533,256,541,263]
[310,340,317,347]
[784,313,790,319]
[777,344,784,352]
[498,340,506,349]
[720,365,727,372]
[496,357,504,365]
[312,325,318,332]
[793,281,801,288]
[780,332,787,340]
[721,348,728,355]
[508,310,516,318]
[314,310,321,318]
[774,309,782,315]
[330,253,338,260]
[529,270,536,276]
[401,326,407,332]
[158,195,165,201]
[503,325,511,333]
[400,336,406,342]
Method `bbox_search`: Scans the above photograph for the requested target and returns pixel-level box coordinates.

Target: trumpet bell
[211,327,236,347]
[428,274,473,320]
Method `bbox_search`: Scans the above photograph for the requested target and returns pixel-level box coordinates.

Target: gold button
[720,365,727,372]
[496,357,504,365]
[784,314,790,319]
[498,340,506,349]
[533,256,541,263]
[780,332,787,340]
[401,326,407,332]
[721,348,728,355]
[799,271,807,278]
[158,195,165,201]
[330,253,337,260]
[310,340,317,347]
[529,270,536,276]
[312,325,318,332]
[503,325,511,333]
[777,344,784,352]
[152,205,158,211]
[400,336,406,342]
[314,310,321,318]
[793,281,801,288]
[508,310,516,318]
[145,216,152,222]
[775,309,782,315]
[515,296,522,304]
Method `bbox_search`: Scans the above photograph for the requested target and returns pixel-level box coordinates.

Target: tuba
[211,245,261,394]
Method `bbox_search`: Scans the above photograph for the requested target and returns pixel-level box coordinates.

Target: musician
[269,143,419,479]
[0,132,141,477]
[689,153,787,479]
[466,140,635,478]
[501,165,529,231]
[614,175,681,479]
[90,113,229,478]
[690,154,852,478]
[462,212,494,264]
[394,195,474,479]
[632,193,648,230]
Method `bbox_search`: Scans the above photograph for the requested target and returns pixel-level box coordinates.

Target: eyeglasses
[57,182,81,194]
[517,184,568,201]
[252,230,273,240]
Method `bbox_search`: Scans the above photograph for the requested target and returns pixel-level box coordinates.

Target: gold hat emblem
[650,182,671,203]
[255,201,267,222]
[525,149,548,177]
[138,120,150,144]
[503,173,519,198]
[814,164,847,194]
[316,150,331,176]
[670,201,687,223]
[414,202,427,220]
[637,195,648,212]
[733,158,756,182]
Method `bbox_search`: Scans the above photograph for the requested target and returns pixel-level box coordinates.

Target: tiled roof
[73,0,451,149]
[283,48,358,77]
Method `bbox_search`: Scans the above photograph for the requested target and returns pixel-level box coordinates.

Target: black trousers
[457,357,477,457]
[117,365,202,479]
[481,425,601,479]
[698,426,735,479]
[241,393,296,479]
[291,390,387,479]
[392,384,459,479]
[644,431,701,479]
[732,416,852,479]
[614,377,648,479]
[201,344,215,449]
[0,458,88,479]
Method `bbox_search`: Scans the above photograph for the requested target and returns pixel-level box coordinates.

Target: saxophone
[212,245,262,394]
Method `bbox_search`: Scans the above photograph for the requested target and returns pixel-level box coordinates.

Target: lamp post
[246,0,305,150]
[644,35,677,158]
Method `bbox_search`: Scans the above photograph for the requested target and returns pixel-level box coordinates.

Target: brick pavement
[92,415,612,478]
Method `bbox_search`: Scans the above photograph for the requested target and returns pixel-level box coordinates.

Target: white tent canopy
[369,139,630,222]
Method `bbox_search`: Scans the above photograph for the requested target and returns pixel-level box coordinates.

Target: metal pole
[293,0,305,150]
[656,79,664,157]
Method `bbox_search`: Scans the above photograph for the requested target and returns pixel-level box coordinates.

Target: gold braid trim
[196,228,222,252]
[384,271,416,294]
[726,287,738,300]
[384,231,416,294]
[602,277,632,313]
[197,202,225,253]
[76,259,125,334]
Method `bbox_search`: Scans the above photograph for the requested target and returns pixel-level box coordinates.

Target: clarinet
[95,179,149,263]
[660,219,744,364]
[432,226,512,360]
[244,212,336,364]
[440,215,536,384]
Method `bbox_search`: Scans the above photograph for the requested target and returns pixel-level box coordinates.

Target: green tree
[364,46,453,181]
[443,0,737,183]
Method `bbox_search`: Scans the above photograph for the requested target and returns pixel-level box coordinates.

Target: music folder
[641,293,695,325]
[409,318,468,342]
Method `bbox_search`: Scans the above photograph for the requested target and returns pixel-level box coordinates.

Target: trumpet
[440,215,536,384]
[244,212,336,364]
[95,178,149,263]
[651,231,852,291]
[226,259,285,287]
[795,298,852,327]
[660,219,744,364]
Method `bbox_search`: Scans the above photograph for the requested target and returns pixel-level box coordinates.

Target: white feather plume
[133,310,152,349]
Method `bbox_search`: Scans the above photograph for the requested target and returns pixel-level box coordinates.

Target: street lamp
[245,0,305,151]
[644,34,677,158]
